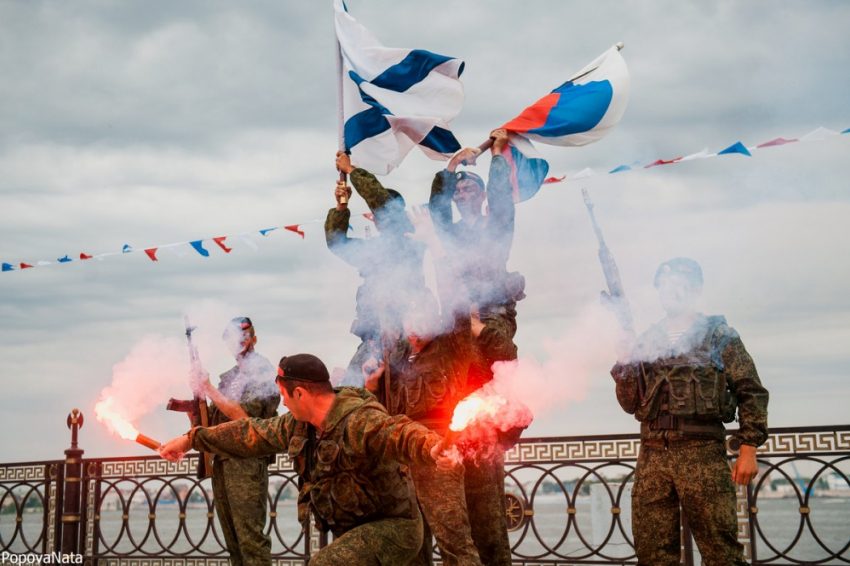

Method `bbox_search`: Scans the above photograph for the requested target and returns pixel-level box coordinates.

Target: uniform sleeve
[485,156,515,236]
[346,406,443,466]
[325,206,367,268]
[719,328,769,447]
[350,167,414,238]
[429,169,455,238]
[611,362,642,415]
[190,414,294,459]
[240,380,281,419]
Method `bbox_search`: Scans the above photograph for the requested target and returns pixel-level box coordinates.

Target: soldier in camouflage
[611,258,769,566]
[161,353,455,566]
[362,206,509,566]
[429,128,524,383]
[325,152,425,386]
[194,317,280,566]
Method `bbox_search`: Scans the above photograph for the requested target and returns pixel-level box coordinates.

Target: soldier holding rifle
[584,191,770,565]
[188,317,280,566]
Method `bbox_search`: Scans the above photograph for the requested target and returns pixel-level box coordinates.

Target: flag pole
[471,42,625,155]
[335,33,348,204]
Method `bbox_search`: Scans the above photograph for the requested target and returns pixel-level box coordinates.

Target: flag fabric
[718,141,751,157]
[497,44,629,201]
[502,44,630,148]
[284,225,306,239]
[334,0,464,175]
[499,133,550,202]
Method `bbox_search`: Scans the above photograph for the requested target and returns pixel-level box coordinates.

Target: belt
[647,414,725,435]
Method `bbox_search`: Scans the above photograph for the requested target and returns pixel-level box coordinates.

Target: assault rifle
[582,188,636,336]
[166,316,213,479]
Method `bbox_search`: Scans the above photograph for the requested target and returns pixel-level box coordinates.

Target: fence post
[59,409,85,555]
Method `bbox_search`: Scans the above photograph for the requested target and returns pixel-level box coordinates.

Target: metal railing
[1,413,848,565]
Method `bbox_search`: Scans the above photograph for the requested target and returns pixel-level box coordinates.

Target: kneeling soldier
[161,353,453,566]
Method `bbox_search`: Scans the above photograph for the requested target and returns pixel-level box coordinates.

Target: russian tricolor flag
[500,44,630,201]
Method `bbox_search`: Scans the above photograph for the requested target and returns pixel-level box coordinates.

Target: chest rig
[636,316,738,436]
[287,411,418,536]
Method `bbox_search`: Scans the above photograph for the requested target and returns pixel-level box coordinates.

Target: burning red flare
[95,397,161,452]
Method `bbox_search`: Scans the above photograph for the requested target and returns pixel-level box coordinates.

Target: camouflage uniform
[191,387,444,566]
[429,155,523,344]
[612,315,769,566]
[427,157,519,566]
[208,353,280,566]
[325,168,425,386]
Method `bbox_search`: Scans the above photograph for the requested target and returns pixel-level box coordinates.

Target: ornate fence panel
[2,419,849,565]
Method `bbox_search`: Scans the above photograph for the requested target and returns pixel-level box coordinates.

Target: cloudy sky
[1,1,848,462]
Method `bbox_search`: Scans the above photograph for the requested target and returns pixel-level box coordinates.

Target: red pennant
[644,157,682,169]
[80,253,92,260]
[213,237,232,253]
[543,175,566,184]
[20,263,33,269]
[363,213,375,223]
[757,138,799,148]
[144,248,159,261]
[284,224,305,239]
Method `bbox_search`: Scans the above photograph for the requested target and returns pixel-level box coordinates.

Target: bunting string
[2,125,847,275]
[2,221,321,274]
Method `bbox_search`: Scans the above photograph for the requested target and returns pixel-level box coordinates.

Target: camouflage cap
[654,257,704,288]
[277,353,330,383]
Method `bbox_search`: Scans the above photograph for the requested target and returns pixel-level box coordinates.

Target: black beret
[277,353,330,383]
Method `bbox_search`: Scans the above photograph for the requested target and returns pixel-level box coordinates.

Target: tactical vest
[392,340,463,431]
[635,316,738,429]
[286,408,418,537]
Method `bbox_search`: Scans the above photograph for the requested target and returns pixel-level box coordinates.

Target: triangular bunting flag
[842,127,850,134]
[609,164,631,174]
[20,263,33,269]
[645,157,682,168]
[757,138,798,148]
[572,168,595,179]
[37,261,51,267]
[717,142,751,156]
[213,237,232,253]
[3,263,15,272]
[164,245,187,258]
[543,175,566,184]
[122,244,133,253]
[801,127,839,142]
[285,225,305,239]
[144,248,159,262]
[237,235,259,251]
[680,148,710,162]
[80,253,92,260]
[259,228,276,237]
[363,213,375,223]
[57,255,72,263]
[189,240,210,257]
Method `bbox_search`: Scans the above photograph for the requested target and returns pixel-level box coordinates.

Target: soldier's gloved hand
[160,435,192,463]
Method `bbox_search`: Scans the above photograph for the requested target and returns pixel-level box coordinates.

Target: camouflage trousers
[409,450,511,566]
[632,439,747,566]
[212,457,272,566]
[309,516,423,566]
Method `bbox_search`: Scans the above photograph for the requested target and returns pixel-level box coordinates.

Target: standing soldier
[611,258,769,566]
[161,353,455,566]
[325,152,425,386]
[194,317,280,566]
